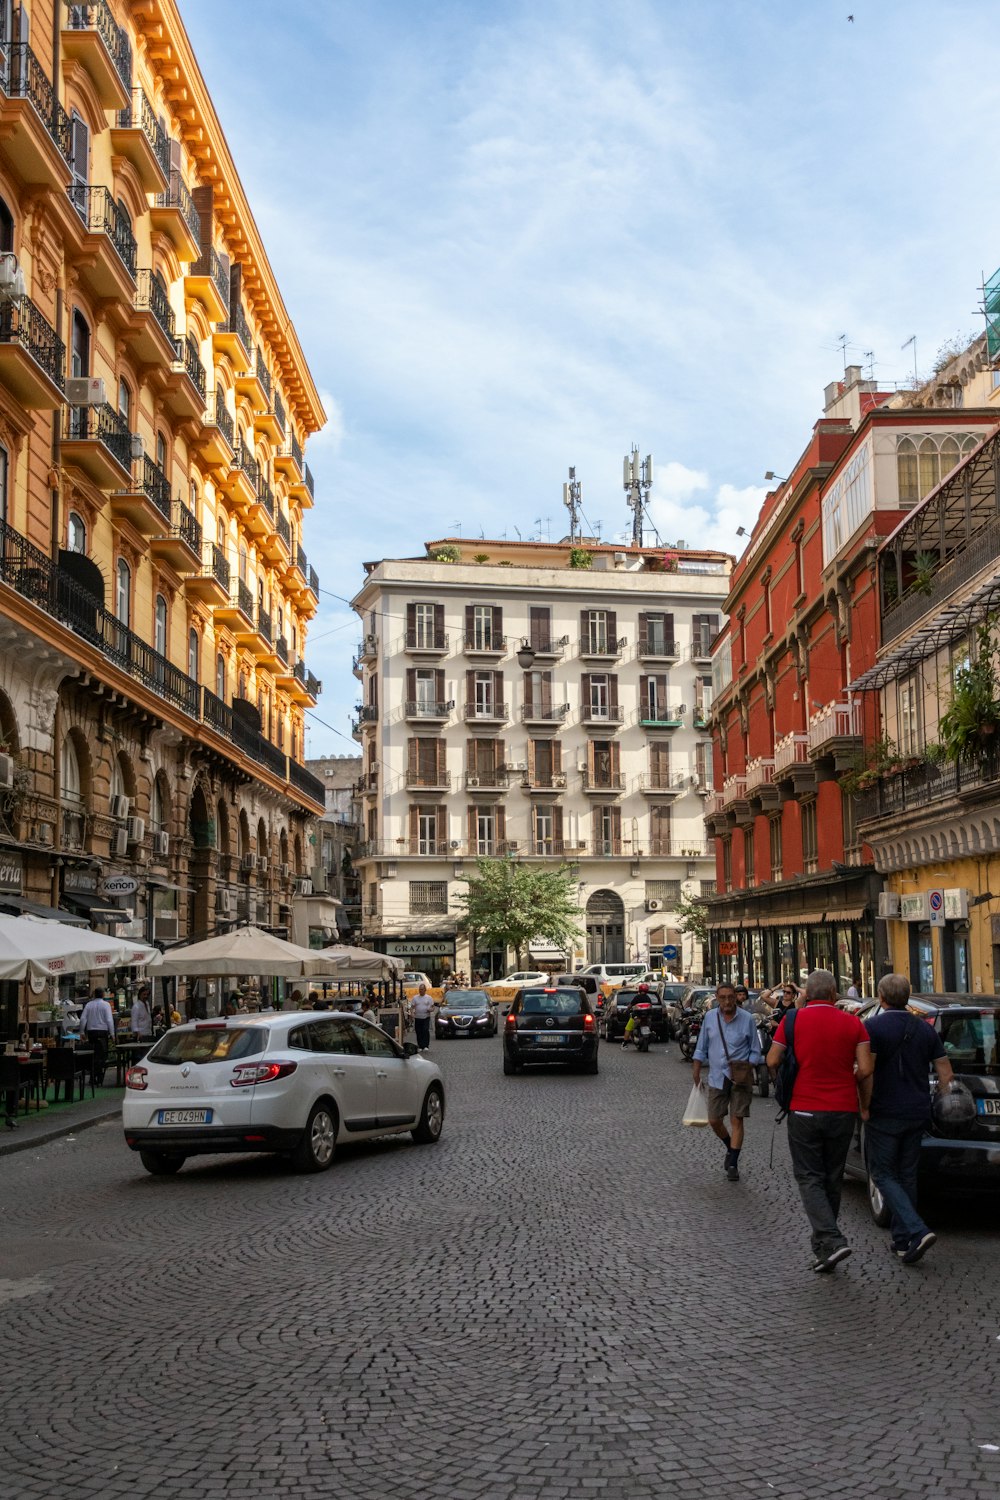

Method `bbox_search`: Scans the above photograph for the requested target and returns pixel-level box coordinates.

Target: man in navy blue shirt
[864,974,953,1264]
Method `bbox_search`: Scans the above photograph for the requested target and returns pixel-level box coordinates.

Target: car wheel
[139,1150,185,1176]
[412,1084,445,1144]
[867,1172,891,1227]
[503,1053,519,1075]
[583,1057,599,1075]
[291,1100,337,1173]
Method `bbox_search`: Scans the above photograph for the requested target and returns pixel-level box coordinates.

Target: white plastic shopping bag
[682,1082,710,1127]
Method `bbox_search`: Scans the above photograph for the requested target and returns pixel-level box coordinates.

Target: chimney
[844,364,862,387]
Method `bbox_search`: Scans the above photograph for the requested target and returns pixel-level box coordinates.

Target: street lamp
[516,640,536,670]
[764,471,787,484]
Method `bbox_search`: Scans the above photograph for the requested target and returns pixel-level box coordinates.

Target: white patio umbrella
[0,912,157,982]
[311,944,404,981]
[147,924,331,979]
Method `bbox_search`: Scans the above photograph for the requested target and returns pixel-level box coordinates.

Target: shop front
[378,936,457,987]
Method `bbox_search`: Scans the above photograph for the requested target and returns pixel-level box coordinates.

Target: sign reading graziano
[386,939,455,958]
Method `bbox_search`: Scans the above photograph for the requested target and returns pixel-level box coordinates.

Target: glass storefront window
[777,930,793,983]
[809,927,833,974]
[795,930,808,984]
[836,926,855,996]
[857,926,874,999]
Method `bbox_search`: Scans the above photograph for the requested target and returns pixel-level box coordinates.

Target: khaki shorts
[708,1078,752,1120]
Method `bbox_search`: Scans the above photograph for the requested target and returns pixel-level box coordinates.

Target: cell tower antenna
[563,466,582,543]
[623,446,654,548]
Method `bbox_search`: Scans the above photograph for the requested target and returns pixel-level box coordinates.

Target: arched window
[118,376,132,426]
[897,431,984,506]
[939,435,961,481]
[116,557,131,626]
[216,653,226,699]
[918,438,938,497]
[188,627,199,681]
[156,430,167,472]
[189,478,198,513]
[151,777,165,833]
[154,594,167,656]
[110,755,127,804]
[60,734,82,805]
[71,309,90,378]
[67,512,86,552]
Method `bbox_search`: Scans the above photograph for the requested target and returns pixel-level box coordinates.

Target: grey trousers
[787,1110,857,1258]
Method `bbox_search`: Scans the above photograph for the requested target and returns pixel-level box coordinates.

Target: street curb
[0,1103,121,1159]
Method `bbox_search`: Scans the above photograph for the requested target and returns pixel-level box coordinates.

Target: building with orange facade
[0,1,326,1027]
[703,363,998,995]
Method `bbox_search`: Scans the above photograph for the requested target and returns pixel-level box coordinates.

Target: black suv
[844,998,1000,1220]
[602,987,667,1042]
[503,986,599,1074]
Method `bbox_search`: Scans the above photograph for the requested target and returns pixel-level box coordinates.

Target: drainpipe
[50,288,63,559]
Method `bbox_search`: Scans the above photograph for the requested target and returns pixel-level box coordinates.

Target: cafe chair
[0,1056,38,1117]
[47,1047,94,1104]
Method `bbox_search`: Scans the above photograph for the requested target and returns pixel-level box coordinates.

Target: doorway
[586,888,624,964]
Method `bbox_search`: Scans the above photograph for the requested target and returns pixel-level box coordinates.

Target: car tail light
[230,1060,298,1088]
[125,1065,148,1091]
[583,1014,595,1031]
[505,1012,516,1026]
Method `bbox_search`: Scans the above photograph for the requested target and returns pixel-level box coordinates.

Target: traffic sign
[928,889,945,928]
[662,944,679,961]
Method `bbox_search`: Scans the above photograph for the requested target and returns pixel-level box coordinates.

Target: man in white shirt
[130,989,152,1039]
[409,984,436,1052]
[78,988,117,1084]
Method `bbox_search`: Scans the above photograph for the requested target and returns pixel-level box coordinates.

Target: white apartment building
[351,538,731,982]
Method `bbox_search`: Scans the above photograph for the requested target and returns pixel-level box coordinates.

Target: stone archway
[586,888,625,965]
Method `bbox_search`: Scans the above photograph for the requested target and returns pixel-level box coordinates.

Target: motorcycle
[630,1002,654,1052]
[754,1014,775,1096]
[676,1007,702,1062]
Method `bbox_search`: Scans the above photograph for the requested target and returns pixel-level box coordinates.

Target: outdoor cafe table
[9,1054,44,1113]
[112,1040,153,1086]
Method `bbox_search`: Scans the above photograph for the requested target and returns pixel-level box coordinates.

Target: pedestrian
[78,986,117,1086]
[767,968,874,1273]
[771,983,800,1024]
[130,987,152,1040]
[691,981,763,1182]
[362,996,378,1027]
[864,973,953,1264]
[410,982,436,1052]
[847,976,861,1000]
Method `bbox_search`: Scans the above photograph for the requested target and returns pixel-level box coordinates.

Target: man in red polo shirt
[767,969,873,1273]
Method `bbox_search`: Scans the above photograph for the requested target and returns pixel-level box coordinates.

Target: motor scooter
[676,1007,702,1062]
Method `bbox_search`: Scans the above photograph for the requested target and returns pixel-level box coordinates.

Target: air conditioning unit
[310,866,329,894]
[110,794,130,821]
[240,853,254,873]
[154,913,179,941]
[0,252,26,299]
[216,889,233,916]
[256,856,269,875]
[126,816,145,843]
[37,821,54,847]
[614,552,626,564]
[878,892,901,919]
[506,840,519,852]
[449,840,460,850]
[66,375,106,406]
[153,830,170,857]
[279,862,290,879]
[0,752,13,788]
[578,764,588,774]
[113,827,128,857]
[678,704,688,715]
[295,877,313,896]
[467,775,480,787]
[645,898,662,912]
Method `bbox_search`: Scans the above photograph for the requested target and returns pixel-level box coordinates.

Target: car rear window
[939,1012,999,1070]
[520,989,587,1015]
[148,1027,267,1064]
[661,985,687,1001]
[607,964,645,977]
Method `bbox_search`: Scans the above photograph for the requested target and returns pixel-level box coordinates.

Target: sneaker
[725,1164,740,1182]
[813,1245,851,1273]
[901,1232,936,1265]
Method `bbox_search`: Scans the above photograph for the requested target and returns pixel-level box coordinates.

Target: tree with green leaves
[454,856,582,970]
[675,889,709,946]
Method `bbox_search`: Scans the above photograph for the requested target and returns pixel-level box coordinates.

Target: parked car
[434,990,497,1039]
[577,961,648,997]
[122,1013,445,1175]
[503,985,599,1074]
[402,971,434,991]
[483,970,549,991]
[844,997,1000,1221]
[602,986,668,1041]
[556,972,602,1008]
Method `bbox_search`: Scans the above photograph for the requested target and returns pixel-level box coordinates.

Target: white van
[578,962,648,996]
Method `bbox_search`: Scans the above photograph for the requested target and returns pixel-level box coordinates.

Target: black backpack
[773,1008,799,1120]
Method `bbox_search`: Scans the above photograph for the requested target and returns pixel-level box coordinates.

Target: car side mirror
[402,1041,419,1058]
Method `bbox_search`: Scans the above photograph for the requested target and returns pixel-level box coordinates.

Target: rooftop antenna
[901,334,918,387]
[563,466,582,543]
[837,333,848,372]
[623,445,653,548]
[863,349,875,381]
[451,519,462,536]
[513,524,522,540]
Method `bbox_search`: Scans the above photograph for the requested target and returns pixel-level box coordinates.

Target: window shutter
[552,806,563,846]
[467,805,477,847]
[552,740,562,775]
[540,671,552,710]
[435,668,445,703]
[609,675,619,710]
[434,603,444,639]
[466,737,476,771]
[610,806,622,843]
[581,672,591,706]
[496,805,506,844]
[656,673,668,713]
[640,672,650,704]
[406,602,416,632]
[580,608,589,641]
[527,740,536,780]
[465,605,475,640]
[607,610,617,643]
[638,611,647,647]
[407,738,418,773]
[522,672,532,713]
[493,670,503,703]
[492,605,502,639]
[405,667,416,702]
[665,612,674,649]
[610,742,620,776]
[437,740,448,781]
[586,741,595,776]
[408,805,418,849]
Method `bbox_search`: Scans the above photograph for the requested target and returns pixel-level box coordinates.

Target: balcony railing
[637,771,688,793]
[580,704,625,724]
[155,170,201,244]
[273,389,286,436]
[406,770,452,790]
[357,704,378,723]
[233,442,259,490]
[205,542,230,590]
[637,635,677,659]
[135,268,175,343]
[520,702,569,722]
[465,633,507,653]
[226,300,252,361]
[296,543,308,576]
[773,732,810,777]
[194,244,230,310]
[463,701,508,722]
[276,635,289,666]
[807,700,862,754]
[722,775,748,806]
[175,334,207,398]
[65,400,132,472]
[308,565,319,596]
[638,703,685,727]
[64,1,133,92]
[254,348,272,401]
[304,463,314,500]
[404,629,448,651]
[255,479,275,521]
[4,44,73,166]
[255,606,272,643]
[212,387,234,448]
[116,87,170,178]
[68,185,137,278]
[525,635,568,658]
[580,771,626,792]
[523,772,567,791]
[128,454,171,520]
[235,579,254,621]
[580,635,626,657]
[276,510,291,550]
[854,751,1000,825]
[175,501,201,554]
[0,294,65,392]
[882,511,1000,644]
[405,700,454,719]
[465,770,508,790]
[291,433,303,473]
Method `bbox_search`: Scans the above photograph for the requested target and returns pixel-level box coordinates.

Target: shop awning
[0,896,88,925]
[528,941,567,961]
[60,892,131,923]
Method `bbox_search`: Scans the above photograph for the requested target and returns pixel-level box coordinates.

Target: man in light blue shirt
[692,983,763,1182]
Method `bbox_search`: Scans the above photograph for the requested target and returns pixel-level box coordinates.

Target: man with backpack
[865,973,953,1265]
[767,969,874,1273]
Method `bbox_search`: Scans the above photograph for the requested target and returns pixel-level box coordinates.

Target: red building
[703,365,998,995]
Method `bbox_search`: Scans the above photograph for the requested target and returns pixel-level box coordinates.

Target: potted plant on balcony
[911,550,937,596]
[939,621,1000,760]
[431,545,460,563]
[569,547,593,570]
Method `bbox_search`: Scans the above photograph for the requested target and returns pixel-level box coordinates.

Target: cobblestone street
[2,1035,999,1500]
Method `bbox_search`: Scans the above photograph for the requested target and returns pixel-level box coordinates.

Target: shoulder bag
[717,1011,754,1087]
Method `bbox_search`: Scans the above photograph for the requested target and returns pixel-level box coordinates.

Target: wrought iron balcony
[256,606,273,643]
[0,293,66,404]
[304,463,314,500]
[579,635,627,659]
[62,0,133,103]
[276,635,289,667]
[464,632,507,655]
[580,770,626,793]
[3,43,73,171]
[404,629,448,653]
[580,703,625,725]
[177,501,201,554]
[255,348,272,401]
[465,770,509,790]
[524,634,569,660]
[520,702,569,723]
[153,171,201,248]
[637,771,688,795]
[406,770,451,790]
[276,510,291,551]
[308,565,319,597]
[296,543,308,575]
[228,300,252,359]
[463,700,508,723]
[637,634,678,660]
[405,699,454,721]
[273,389,286,436]
[232,441,259,490]
[68,184,137,279]
[114,87,170,185]
[173,334,206,399]
[214,388,234,447]
[63,400,132,479]
[637,703,685,728]
[134,268,175,343]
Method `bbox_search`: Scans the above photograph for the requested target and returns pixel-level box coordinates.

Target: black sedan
[434,990,497,1039]
[844,998,1000,1222]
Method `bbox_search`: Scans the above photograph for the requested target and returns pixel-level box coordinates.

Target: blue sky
[181,0,1000,757]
